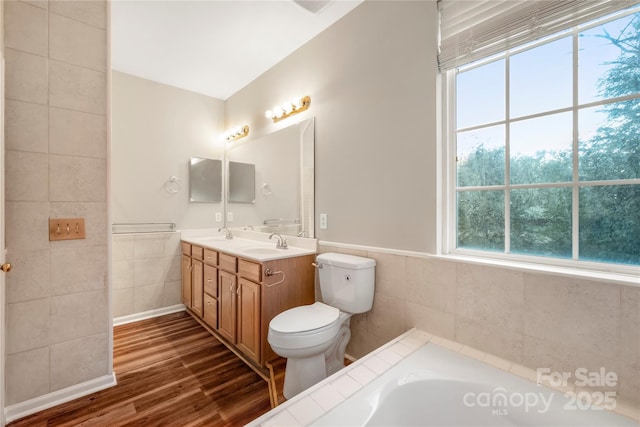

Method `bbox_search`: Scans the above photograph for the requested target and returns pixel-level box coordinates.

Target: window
[447,9,640,268]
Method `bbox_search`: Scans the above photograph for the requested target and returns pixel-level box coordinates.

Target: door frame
[1,52,8,427]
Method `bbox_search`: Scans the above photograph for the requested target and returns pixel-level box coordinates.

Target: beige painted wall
[225,0,640,412]
[4,0,110,407]
[225,0,438,253]
[111,71,226,229]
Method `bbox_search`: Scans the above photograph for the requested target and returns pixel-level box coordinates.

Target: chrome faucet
[218,227,233,240]
[269,233,288,249]
[296,230,308,237]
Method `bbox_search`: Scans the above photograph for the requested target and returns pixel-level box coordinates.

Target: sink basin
[239,247,283,255]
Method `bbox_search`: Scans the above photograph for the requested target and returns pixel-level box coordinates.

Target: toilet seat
[270,302,339,334]
[268,302,341,350]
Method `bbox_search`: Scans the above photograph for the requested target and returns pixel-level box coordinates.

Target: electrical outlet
[215,212,222,222]
[49,218,86,241]
[320,213,328,230]
[227,212,234,222]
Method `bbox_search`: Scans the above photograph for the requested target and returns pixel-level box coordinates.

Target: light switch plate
[49,218,86,241]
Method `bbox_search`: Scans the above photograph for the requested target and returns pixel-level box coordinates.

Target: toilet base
[283,353,327,399]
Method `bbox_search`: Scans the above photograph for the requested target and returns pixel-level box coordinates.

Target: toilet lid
[270,302,340,334]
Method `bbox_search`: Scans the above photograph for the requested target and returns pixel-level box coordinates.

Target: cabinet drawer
[238,259,261,283]
[219,253,237,273]
[181,242,191,256]
[192,245,204,260]
[204,249,218,266]
[204,264,218,297]
[203,294,217,330]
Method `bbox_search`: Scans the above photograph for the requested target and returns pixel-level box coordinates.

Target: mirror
[228,161,256,203]
[226,117,314,237]
[189,157,222,202]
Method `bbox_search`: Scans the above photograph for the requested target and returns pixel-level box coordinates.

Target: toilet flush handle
[311,262,323,269]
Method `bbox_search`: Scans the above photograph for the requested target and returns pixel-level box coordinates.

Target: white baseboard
[113,304,185,326]
[4,373,117,424]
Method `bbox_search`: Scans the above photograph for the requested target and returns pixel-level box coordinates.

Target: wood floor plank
[8,312,271,427]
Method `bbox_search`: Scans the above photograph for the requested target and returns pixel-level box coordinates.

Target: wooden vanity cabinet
[190,247,204,317]
[218,269,237,342]
[237,277,261,362]
[203,249,218,330]
[181,243,206,317]
[181,243,192,308]
[181,240,315,370]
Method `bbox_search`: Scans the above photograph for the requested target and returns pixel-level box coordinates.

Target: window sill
[432,253,640,288]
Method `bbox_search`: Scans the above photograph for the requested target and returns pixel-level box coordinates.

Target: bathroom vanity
[180,236,316,371]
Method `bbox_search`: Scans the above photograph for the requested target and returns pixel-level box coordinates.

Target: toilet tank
[317,253,376,314]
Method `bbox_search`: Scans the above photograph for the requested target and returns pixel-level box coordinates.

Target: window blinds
[438,0,640,71]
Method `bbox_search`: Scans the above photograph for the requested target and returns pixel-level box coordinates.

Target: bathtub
[250,330,639,427]
[312,343,637,426]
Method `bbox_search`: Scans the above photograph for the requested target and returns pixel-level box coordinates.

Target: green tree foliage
[579,14,640,264]
[457,13,640,264]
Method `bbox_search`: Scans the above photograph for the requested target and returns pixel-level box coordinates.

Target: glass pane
[579,13,640,104]
[457,59,505,129]
[457,125,505,187]
[579,99,640,181]
[580,185,640,265]
[457,190,504,251]
[511,37,572,118]
[510,112,573,184]
[510,188,572,258]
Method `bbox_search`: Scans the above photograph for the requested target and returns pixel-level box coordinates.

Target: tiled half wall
[318,244,640,408]
[112,232,182,319]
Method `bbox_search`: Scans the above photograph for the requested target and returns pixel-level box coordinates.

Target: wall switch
[49,218,86,241]
[320,213,328,230]
[215,212,222,222]
[227,212,234,222]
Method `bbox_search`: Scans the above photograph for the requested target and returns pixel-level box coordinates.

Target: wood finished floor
[9,312,272,427]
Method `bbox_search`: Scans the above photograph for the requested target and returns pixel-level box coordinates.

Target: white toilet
[268,252,375,398]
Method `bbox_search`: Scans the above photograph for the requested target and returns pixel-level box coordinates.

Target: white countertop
[180,229,317,262]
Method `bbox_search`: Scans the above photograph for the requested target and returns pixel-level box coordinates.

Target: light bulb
[273,106,284,117]
[292,97,303,109]
[283,102,294,114]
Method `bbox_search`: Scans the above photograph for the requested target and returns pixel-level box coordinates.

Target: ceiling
[111,0,363,100]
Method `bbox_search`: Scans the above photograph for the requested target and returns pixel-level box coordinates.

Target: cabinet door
[237,278,261,363]
[181,254,192,308]
[218,270,237,342]
[191,259,204,317]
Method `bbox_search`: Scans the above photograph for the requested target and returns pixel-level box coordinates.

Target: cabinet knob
[1,263,11,273]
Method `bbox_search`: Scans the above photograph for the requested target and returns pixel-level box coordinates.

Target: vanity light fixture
[225,125,249,142]
[264,96,311,123]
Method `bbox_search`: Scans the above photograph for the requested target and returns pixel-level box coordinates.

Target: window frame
[439,9,640,278]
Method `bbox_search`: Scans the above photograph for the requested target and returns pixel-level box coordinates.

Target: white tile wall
[6,348,50,405]
[4,1,110,405]
[50,333,109,391]
[5,48,48,104]
[111,232,183,319]
[5,100,48,152]
[4,1,48,56]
